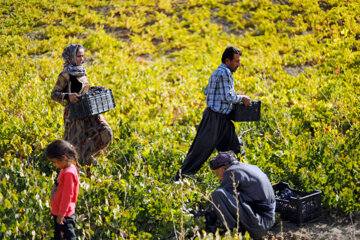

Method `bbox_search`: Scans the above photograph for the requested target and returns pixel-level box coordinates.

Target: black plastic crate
[230,100,261,122]
[70,88,116,120]
[272,182,322,226]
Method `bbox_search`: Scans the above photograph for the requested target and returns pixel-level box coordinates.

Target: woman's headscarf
[61,43,86,77]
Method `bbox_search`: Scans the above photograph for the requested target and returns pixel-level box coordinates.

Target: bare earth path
[265,212,360,240]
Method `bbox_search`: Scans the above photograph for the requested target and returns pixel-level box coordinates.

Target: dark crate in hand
[230,100,261,122]
[70,88,116,120]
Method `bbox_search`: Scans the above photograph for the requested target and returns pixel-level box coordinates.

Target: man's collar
[219,63,232,73]
[220,63,227,69]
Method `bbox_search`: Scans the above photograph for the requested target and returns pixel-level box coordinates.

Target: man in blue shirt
[175,46,251,180]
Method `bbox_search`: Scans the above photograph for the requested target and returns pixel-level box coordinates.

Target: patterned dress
[51,72,113,165]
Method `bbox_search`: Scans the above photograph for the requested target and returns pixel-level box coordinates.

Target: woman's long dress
[51,72,113,165]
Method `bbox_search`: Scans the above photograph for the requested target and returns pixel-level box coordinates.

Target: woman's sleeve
[51,73,69,106]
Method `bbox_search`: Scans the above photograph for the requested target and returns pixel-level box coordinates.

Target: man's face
[214,166,227,182]
[225,53,241,72]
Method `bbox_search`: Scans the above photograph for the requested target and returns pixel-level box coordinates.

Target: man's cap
[209,151,236,170]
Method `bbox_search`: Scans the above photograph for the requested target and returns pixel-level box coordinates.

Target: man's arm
[219,69,252,106]
[219,71,242,104]
[222,73,251,106]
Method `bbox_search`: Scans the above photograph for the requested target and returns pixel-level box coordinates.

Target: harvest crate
[70,88,115,120]
[272,182,322,226]
[230,100,261,122]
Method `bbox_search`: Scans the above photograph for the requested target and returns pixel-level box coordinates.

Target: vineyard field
[1,0,359,239]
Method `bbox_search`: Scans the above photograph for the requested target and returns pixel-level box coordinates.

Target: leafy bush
[0,0,359,239]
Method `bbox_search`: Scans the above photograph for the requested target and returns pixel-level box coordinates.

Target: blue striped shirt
[204,63,243,114]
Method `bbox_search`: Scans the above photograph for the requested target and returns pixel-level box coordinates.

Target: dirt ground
[265,211,360,240]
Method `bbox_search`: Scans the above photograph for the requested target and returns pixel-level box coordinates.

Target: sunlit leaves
[1,0,360,239]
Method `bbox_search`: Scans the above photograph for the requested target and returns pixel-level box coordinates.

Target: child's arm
[57,216,65,225]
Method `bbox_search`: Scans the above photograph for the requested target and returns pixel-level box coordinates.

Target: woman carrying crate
[51,43,113,166]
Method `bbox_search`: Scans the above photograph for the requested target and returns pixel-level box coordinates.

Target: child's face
[49,156,69,169]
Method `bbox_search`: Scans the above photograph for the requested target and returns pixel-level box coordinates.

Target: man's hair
[221,46,242,63]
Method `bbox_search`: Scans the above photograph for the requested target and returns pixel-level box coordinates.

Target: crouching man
[207,151,276,239]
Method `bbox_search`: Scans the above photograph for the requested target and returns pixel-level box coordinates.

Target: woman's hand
[69,93,80,103]
[56,216,65,225]
[241,95,251,106]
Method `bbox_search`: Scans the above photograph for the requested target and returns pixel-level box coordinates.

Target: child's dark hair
[46,140,80,168]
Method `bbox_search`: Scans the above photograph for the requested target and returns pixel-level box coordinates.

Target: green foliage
[1,0,359,239]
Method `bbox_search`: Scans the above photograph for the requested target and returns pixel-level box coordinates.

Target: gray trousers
[211,189,275,240]
[177,108,244,178]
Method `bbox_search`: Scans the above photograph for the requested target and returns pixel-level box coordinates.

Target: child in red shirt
[46,140,80,240]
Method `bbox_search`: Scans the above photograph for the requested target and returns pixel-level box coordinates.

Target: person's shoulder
[62,165,79,177]
[236,162,265,176]
[234,162,256,170]
[222,165,242,183]
[224,163,239,174]
[211,64,225,76]
[214,63,231,75]
[225,162,246,173]
[229,161,242,167]
[59,72,70,81]
[216,63,227,71]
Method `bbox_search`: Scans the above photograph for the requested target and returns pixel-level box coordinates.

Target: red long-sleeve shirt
[51,164,79,217]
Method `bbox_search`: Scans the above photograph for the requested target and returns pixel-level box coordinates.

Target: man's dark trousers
[176,107,244,179]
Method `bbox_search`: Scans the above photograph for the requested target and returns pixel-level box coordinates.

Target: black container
[230,100,261,122]
[272,182,322,226]
[70,88,116,120]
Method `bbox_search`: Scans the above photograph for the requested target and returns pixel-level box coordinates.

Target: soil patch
[265,211,360,240]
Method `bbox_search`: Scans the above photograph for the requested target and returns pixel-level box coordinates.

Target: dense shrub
[1,0,359,239]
